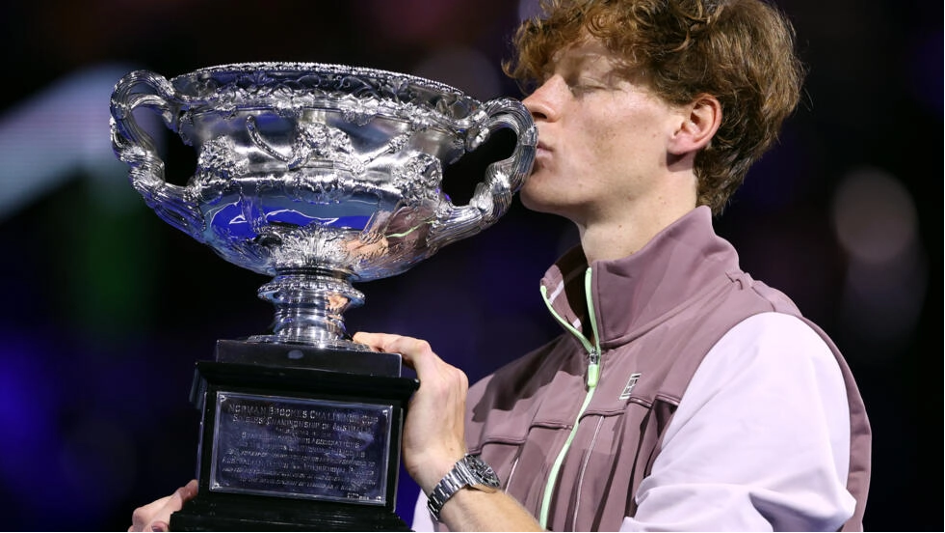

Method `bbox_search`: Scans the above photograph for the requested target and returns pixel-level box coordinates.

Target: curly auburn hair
[504,0,806,214]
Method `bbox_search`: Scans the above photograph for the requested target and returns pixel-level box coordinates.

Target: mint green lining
[537,267,601,528]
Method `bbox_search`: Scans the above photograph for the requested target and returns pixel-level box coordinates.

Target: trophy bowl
[110,62,536,352]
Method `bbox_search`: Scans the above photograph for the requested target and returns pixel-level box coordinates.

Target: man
[131,0,871,530]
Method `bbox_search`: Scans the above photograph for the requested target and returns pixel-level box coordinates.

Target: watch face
[466,455,500,487]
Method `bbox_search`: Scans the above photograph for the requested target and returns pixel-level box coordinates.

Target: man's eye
[568,81,603,96]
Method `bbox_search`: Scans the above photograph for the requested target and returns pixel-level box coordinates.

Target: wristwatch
[426,453,500,521]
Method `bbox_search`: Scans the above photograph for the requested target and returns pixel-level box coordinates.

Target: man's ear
[668,94,721,155]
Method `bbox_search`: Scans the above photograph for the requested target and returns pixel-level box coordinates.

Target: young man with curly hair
[132,0,871,530]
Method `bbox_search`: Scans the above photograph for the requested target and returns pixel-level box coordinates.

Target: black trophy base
[169,340,419,532]
[172,496,410,531]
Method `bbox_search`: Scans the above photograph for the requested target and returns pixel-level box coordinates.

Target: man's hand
[128,479,197,532]
[352,332,468,493]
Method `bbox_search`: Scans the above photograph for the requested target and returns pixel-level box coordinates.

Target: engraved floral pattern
[197,136,248,180]
[176,63,472,128]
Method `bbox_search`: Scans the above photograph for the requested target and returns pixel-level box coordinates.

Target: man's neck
[577,201,697,264]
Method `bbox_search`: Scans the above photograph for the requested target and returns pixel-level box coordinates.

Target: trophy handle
[427,97,537,248]
[109,70,205,241]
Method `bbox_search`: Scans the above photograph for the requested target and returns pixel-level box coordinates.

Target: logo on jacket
[618,372,642,400]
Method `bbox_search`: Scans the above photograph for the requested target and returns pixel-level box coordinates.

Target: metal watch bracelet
[426,454,500,521]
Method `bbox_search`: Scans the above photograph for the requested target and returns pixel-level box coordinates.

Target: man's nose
[523,77,561,122]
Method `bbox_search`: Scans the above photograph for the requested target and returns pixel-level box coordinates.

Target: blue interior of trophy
[201,197,376,239]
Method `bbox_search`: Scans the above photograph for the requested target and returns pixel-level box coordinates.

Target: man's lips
[531,142,550,173]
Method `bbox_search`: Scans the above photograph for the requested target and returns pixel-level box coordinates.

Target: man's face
[520,38,684,227]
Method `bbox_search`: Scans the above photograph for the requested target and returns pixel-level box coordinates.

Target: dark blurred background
[0,0,939,531]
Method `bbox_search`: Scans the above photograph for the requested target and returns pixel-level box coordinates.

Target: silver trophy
[110,62,535,531]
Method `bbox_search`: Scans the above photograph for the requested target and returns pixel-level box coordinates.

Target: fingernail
[151,524,167,532]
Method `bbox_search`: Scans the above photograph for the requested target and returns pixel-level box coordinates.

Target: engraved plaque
[210,391,393,504]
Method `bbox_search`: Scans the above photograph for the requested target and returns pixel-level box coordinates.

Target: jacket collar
[540,206,741,348]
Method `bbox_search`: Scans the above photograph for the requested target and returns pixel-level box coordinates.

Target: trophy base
[170,340,419,532]
[171,496,411,531]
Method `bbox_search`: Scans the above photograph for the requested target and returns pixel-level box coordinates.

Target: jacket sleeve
[620,312,856,532]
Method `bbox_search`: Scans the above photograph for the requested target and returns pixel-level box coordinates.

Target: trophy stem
[249,268,368,351]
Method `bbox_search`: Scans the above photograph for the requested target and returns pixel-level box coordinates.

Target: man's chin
[519,194,564,219]
[518,190,546,213]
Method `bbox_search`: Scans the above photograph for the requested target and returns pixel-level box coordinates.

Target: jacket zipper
[537,266,601,529]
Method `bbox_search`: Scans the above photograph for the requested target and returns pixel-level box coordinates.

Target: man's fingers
[352,332,438,370]
[352,331,383,352]
[130,495,172,531]
[174,479,199,505]
[129,480,198,532]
